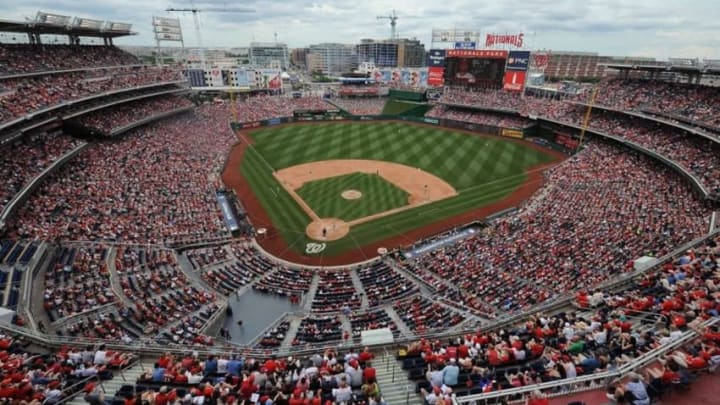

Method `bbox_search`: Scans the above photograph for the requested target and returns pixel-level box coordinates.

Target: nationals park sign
[485,32,524,48]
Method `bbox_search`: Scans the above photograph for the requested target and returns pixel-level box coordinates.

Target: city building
[306,43,357,75]
[249,42,289,70]
[290,48,308,68]
[356,38,426,68]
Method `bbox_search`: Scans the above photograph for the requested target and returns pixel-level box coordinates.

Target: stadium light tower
[166,2,255,68]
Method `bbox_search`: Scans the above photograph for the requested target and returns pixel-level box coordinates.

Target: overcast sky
[2,0,717,59]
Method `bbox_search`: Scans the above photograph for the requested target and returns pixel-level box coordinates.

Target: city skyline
[1,0,718,60]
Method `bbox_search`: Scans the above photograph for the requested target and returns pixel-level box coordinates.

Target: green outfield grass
[239,121,560,256]
[296,172,409,222]
[382,100,431,116]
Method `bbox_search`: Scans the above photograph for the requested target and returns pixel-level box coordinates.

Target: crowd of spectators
[42,245,114,321]
[349,309,400,341]
[577,78,720,130]
[0,336,136,405]
[426,105,535,129]
[356,262,417,307]
[0,65,183,125]
[75,95,193,135]
[185,246,230,271]
[397,141,710,314]
[0,130,82,212]
[399,230,720,402]
[0,44,139,76]
[134,348,384,405]
[253,267,313,299]
[232,95,331,123]
[394,295,465,334]
[6,105,235,244]
[311,271,360,313]
[545,105,720,197]
[115,247,217,341]
[327,98,386,116]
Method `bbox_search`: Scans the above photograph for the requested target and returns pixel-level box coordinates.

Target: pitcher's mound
[341,189,362,200]
[306,218,350,241]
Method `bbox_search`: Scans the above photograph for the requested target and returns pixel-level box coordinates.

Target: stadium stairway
[349,270,369,309]
[302,275,320,311]
[65,361,154,405]
[374,352,422,405]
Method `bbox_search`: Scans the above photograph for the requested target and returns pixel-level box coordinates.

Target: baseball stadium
[0,6,718,405]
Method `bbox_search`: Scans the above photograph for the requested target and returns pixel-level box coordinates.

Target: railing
[0,142,89,229]
[109,106,195,137]
[50,302,119,329]
[62,88,189,120]
[1,229,717,366]
[540,117,711,198]
[452,317,719,404]
[0,63,147,81]
[565,101,720,146]
[0,80,187,135]
[52,374,105,405]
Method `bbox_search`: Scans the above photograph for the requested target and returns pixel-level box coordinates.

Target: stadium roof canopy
[602,57,720,76]
[0,11,136,39]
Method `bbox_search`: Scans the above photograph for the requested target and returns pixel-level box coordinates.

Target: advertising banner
[232,69,250,87]
[259,69,282,89]
[209,68,224,87]
[501,128,524,139]
[454,41,476,49]
[506,51,531,71]
[426,49,447,67]
[409,70,427,87]
[503,70,526,91]
[446,49,508,59]
[427,67,445,86]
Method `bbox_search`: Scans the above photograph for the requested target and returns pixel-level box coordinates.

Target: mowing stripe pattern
[241,122,558,256]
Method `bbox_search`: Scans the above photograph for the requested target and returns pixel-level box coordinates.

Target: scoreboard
[443,50,508,89]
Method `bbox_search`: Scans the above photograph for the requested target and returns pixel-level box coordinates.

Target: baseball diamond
[227,121,563,262]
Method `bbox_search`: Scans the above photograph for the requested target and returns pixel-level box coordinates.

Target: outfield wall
[232,114,537,142]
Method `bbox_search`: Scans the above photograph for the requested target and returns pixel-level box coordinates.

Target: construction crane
[166,2,255,68]
[377,10,400,39]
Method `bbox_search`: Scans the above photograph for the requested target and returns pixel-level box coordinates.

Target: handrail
[2,227,716,361]
[564,100,720,146]
[452,317,718,404]
[109,106,194,136]
[62,88,189,120]
[0,80,187,134]
[50,302,118,329]
[50,374,104,405]
[0,142,89,227]
[0,63,147,81]
[540,117,711,197]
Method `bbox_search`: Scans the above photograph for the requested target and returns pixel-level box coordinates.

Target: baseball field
[226,121,563,263]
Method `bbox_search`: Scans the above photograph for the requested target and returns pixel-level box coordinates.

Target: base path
[274,159,458,240]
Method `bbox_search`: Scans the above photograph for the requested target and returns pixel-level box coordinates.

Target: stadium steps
[279,316,303,349]
[383,306,414,338]
[65,361,153,405]
[302,275,320,311]
[106,248,136,308]
[349,269,369,309]
[174,252,218,294]
[373,352,421,405]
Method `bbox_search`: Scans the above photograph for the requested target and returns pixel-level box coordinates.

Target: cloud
[0,0,717,59]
